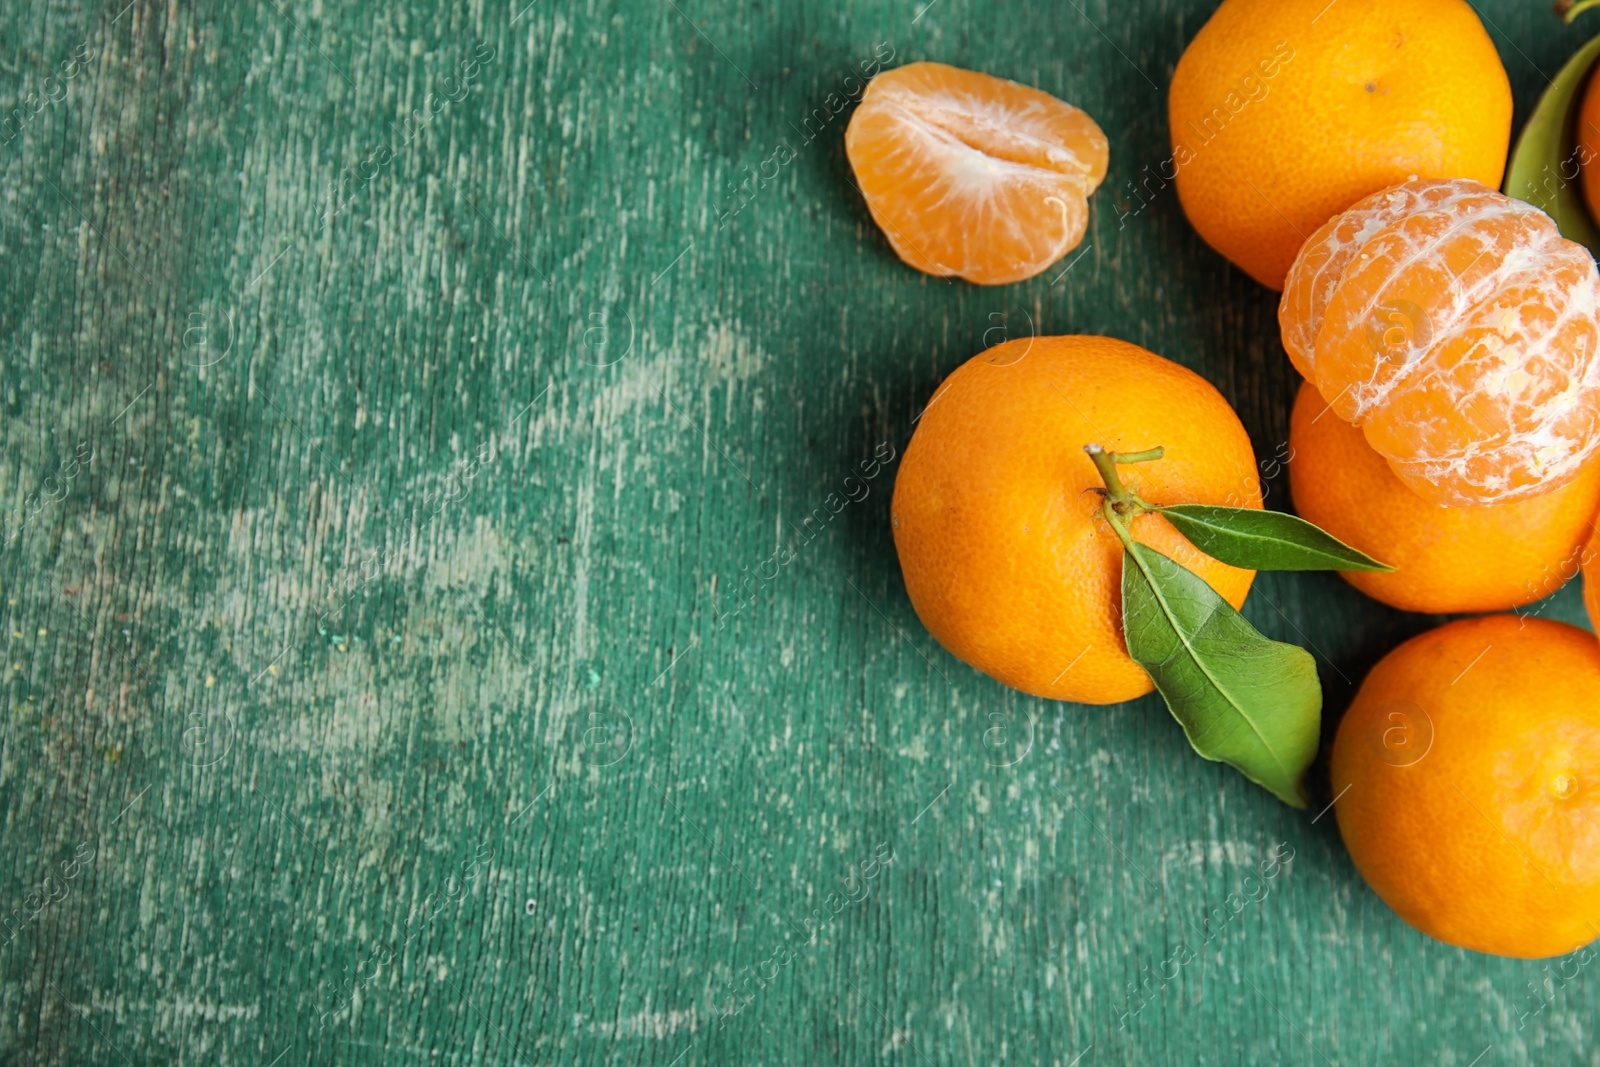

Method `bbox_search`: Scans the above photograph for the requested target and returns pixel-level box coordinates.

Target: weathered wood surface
[0,0,1595,1063]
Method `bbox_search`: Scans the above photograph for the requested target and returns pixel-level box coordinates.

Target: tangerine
[845,61,1108,285]
[1331,615,1600,958]
[1168,0,1511,290]
[1280,178,1600,506]
[890,335,1261,703]
[1580,65,1600,228]
[1288,381,1600,613]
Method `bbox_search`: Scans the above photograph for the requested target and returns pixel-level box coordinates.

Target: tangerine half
[1280,178,1600,506]
[845,61,1108,286]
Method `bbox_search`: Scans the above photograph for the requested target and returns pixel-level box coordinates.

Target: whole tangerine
[1168,0,1511,289]
[890,335,1261,703]
[1280,177,1600,507]
[1331,615,1600,958]
[1288,381,1600,613]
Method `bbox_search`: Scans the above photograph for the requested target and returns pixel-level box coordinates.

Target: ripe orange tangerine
[1332,615,1600,958]
[1288,382,1600,614]
[1168,0,1511,290]
[1280,177,1600,507]
[890,335,1260,704]
[845,61,1108,286]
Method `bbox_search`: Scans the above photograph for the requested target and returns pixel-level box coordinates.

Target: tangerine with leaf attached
[890,335,1261,704]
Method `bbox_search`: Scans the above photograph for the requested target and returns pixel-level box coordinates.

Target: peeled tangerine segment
[844,61,1109,286]
[1279,178,1600,506]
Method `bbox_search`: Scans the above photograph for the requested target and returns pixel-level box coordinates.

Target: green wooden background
[1,0,1596,1062]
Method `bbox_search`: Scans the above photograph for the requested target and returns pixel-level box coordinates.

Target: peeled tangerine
[845,62,1108,286]
[1280,178,1600,506]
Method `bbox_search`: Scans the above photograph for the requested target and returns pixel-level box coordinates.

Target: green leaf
[1503,29,1600,254]
[1155,504,1392,573]
[1121,541,1321,808]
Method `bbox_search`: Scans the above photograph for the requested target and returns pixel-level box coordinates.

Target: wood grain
[0,0,1595,1063]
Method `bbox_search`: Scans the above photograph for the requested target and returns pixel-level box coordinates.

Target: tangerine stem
[1097,498,1137,550]
[1083,444,1164,508]
[1083,444,1127,502]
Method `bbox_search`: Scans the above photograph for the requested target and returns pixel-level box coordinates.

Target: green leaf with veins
[1155,504,1392,572]
[1120,540,1321,808]
[1503,28,1600,253]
